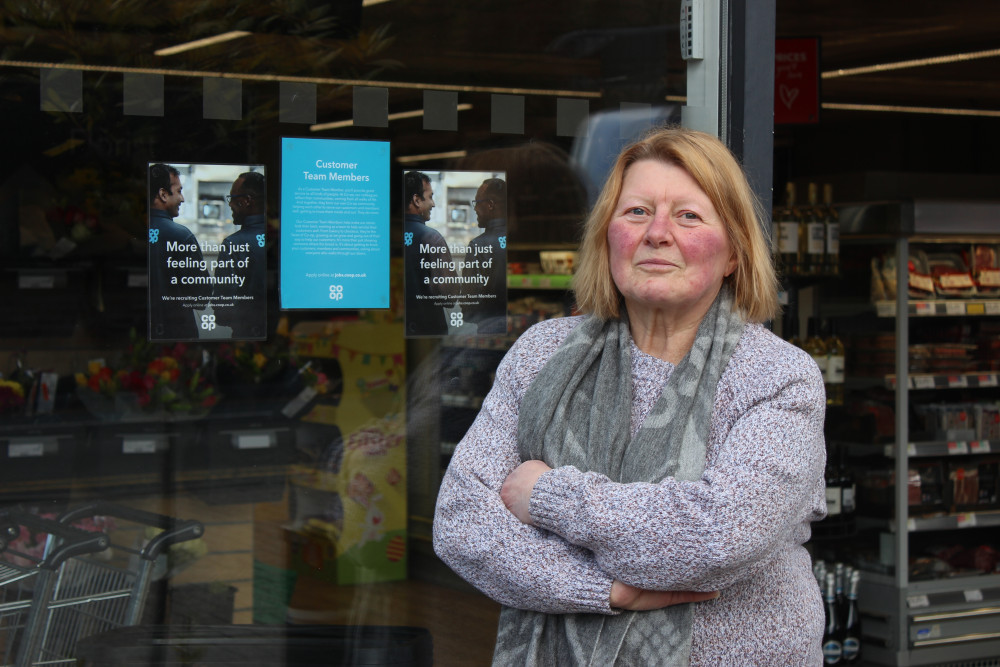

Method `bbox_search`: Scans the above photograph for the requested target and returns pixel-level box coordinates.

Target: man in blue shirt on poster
[148,163,209,340]
[213,171,268,339]
[403,171,456,336]
[464,177,508,334]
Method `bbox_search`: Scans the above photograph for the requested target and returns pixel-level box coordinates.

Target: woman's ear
[725,252,738,278]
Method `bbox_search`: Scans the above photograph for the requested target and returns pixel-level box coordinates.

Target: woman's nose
[643,211,674,246]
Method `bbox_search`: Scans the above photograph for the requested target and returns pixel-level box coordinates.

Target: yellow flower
[87,360,105,375]
[253,353,267,369]
[75,373,87,386]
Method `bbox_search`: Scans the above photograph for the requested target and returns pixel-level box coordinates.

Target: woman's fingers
[611,580,719,611]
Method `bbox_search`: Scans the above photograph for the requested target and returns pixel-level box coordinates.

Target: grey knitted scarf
[494,285,745,666]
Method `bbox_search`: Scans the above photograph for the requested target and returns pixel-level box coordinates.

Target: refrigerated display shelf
[886,372,1000,390]
[440,394,483,409]
[875,300,1000,318]
[845,439,997,458]
[506,273,573,289]
[884,510,1000,533]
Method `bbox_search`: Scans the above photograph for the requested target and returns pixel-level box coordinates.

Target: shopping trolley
[0,501,203,666]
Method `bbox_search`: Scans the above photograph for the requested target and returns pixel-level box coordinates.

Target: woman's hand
[610,580,719,611]
[500,460,552,525]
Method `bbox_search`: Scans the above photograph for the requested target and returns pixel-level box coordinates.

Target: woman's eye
[680,211,701,221]
[626,207,646,216]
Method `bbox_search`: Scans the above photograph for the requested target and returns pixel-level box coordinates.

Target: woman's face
[607,159,736,321]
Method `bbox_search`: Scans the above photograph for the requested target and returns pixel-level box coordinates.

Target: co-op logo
[329,285,344,301]
[200,314,216,331]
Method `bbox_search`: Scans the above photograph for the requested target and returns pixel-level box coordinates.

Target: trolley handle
[57,501,204,561]
[0,509,110,569]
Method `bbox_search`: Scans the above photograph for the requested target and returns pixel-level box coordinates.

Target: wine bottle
[823,572,843,665]
[800,183,826,275]
[838,448,856,520]
[825,446,843,520]
[841,570,862,663]
[813,559,827,587]
[775,182,801,277]
[804,318,829,387]
[834,562,846,611]
[824,320,845,407]
[823,184,840,276]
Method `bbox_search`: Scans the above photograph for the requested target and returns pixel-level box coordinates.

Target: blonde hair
[573,125,779,323]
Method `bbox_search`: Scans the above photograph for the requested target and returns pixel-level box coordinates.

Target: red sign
[775,38,820,124]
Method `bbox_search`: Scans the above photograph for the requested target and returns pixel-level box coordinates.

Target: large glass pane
[0,2,683,663]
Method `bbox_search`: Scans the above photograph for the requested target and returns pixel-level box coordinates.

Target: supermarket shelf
[847,439,997,458]
[885,371,1000,390]
[441,394,483,409]
[440,334,516,350]
[507,273,573,289]
[875,299,1000,317]
[885,510,1000,533]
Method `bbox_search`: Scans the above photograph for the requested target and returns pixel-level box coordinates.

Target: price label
[123,439,157,454]
[907,518,917,532]
[979,374,998,387]
[969,440,992,454]
[967,302,986,316]
[876,302,895,317]
[948,375,968,388]
[907,594,930,608]
[235,433,273,449]
[18,273,56,289]
[281,386,318,418]
[914,301,933,315]
[913,375,936,389]
[127,271,148,288]
[905,443,917,457]
[947,441,969,455]
[964,589,984,603]
[8,443,44,458]
[986,302,1000,315]
[945,301,966,315]
[956,513,977,528]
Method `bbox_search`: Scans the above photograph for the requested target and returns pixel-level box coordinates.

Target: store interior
[1,1,999,665]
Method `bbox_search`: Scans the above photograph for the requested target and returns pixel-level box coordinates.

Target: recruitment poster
[279,137,390,310]
[402,169,507,337]
[147,162,267,341]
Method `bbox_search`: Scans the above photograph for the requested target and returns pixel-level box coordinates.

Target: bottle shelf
[875,299,1000,318]
[885,372,1000,390]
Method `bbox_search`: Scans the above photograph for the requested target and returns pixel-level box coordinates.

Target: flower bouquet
[213,336,311,410]
[0,379,26,416]
[75,330,218,421]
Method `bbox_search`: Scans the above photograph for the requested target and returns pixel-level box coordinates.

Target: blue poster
[280,138,390,309]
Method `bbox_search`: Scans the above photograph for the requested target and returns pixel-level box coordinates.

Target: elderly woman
[433,126,827,665]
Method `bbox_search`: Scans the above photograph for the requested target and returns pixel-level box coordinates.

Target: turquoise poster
[279,138,390,309]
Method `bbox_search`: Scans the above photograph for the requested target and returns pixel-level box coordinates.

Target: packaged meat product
[927,252,976,298]
[972,244,1000,296]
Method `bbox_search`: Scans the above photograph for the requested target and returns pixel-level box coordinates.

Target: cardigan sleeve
[527,340,827,593]
[432,320,618,614]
